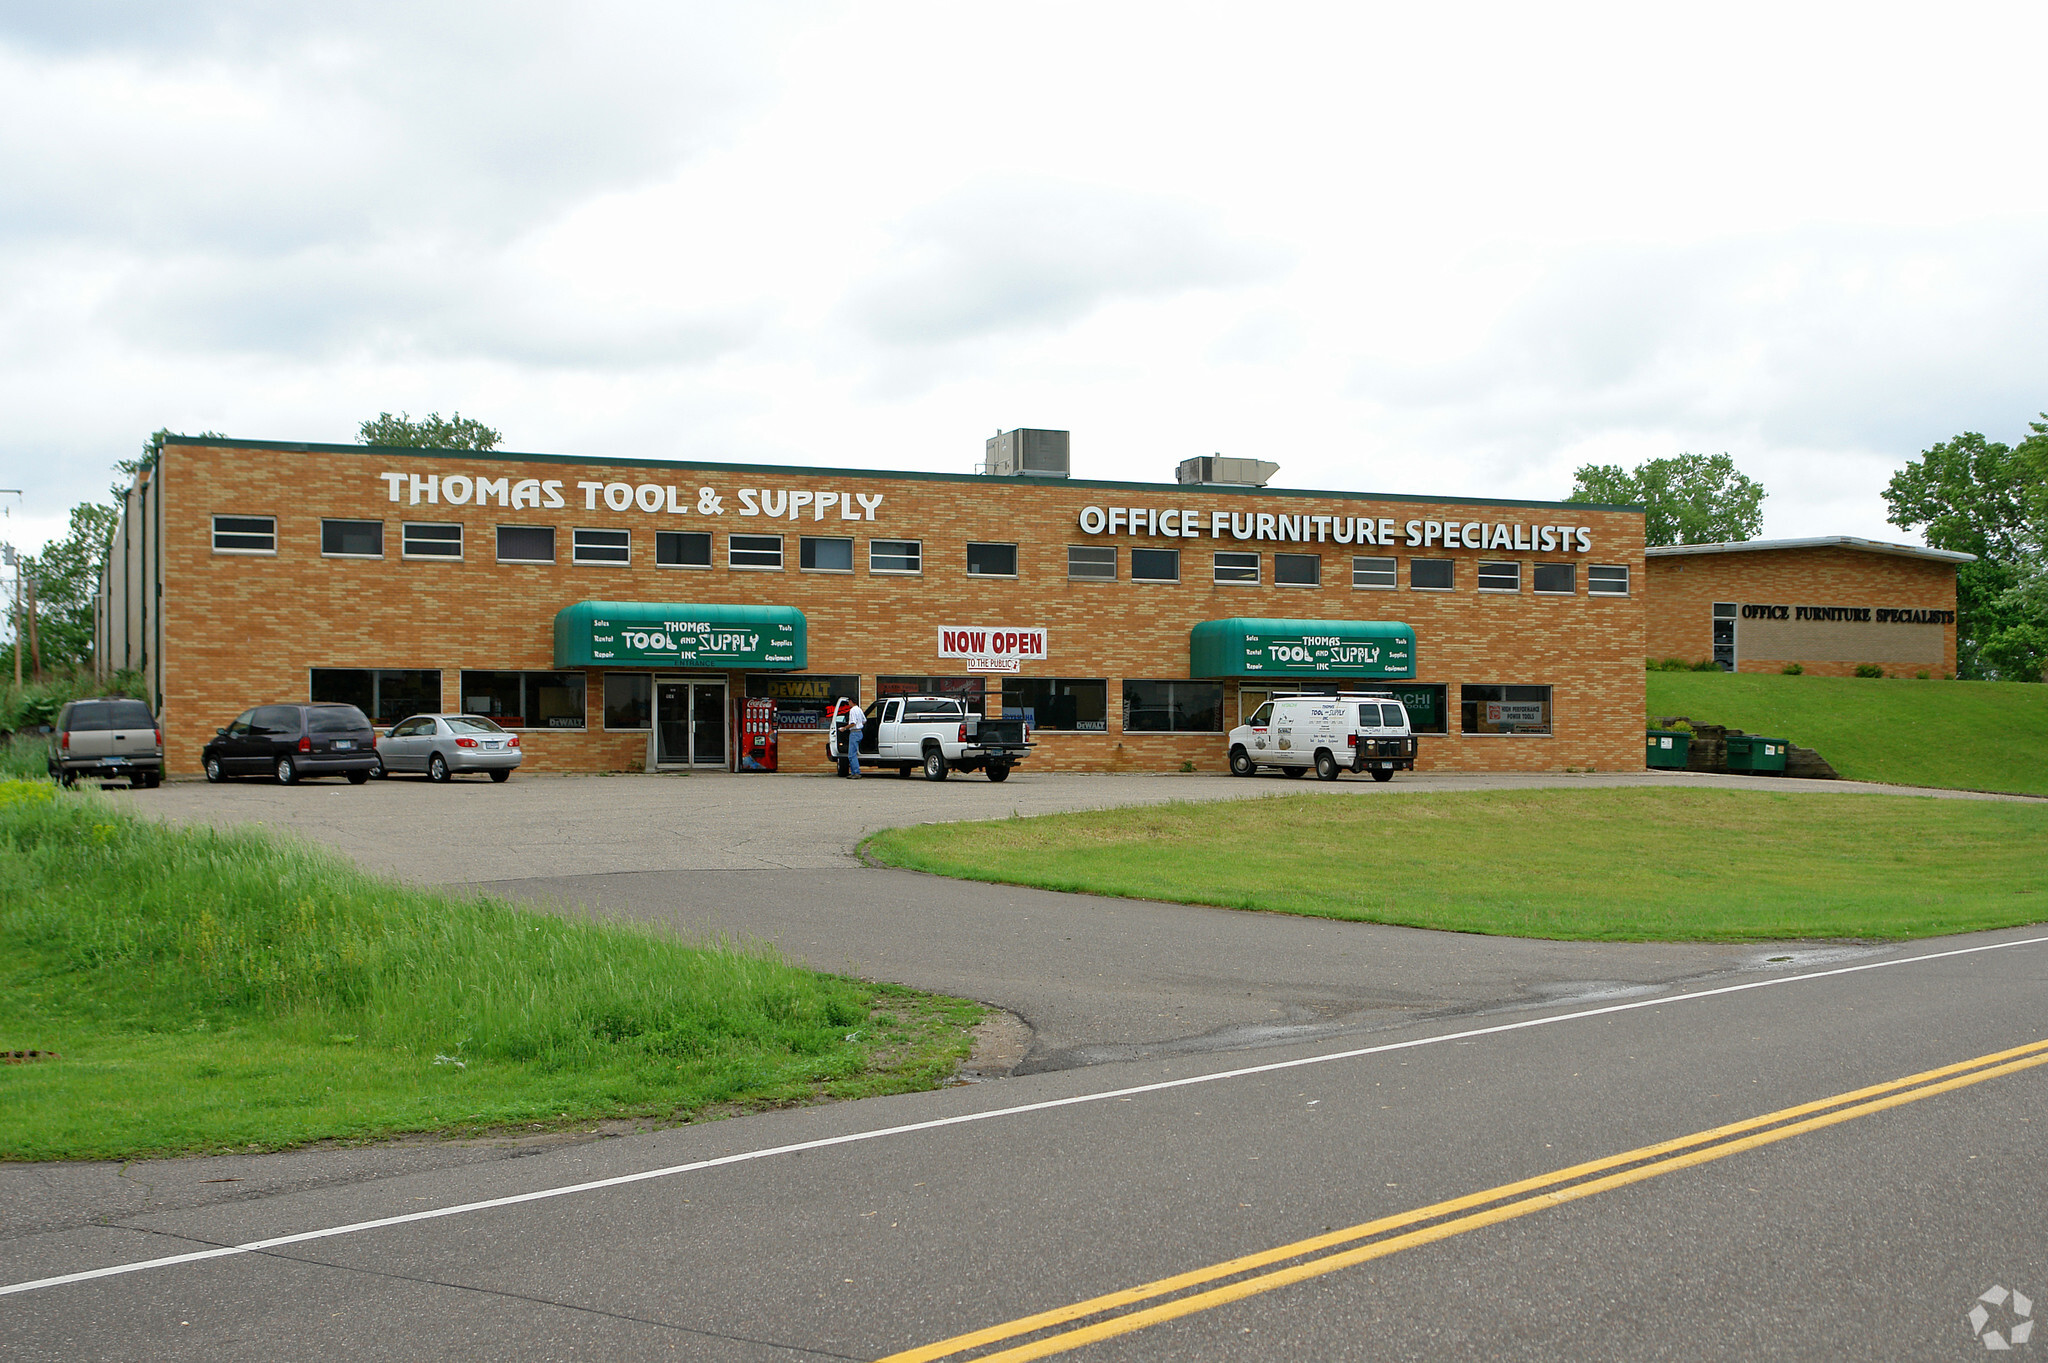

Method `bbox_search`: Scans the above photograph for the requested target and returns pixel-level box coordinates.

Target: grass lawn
[864,788,2048,942]
[1648,670,2048,796]
[1,780,984,1161]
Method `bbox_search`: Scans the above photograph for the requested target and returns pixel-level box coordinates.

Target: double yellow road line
[882,1037,2048,1362]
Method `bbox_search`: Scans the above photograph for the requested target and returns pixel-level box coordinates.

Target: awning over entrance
[552,601,808,670]
[1190,617,1415,680]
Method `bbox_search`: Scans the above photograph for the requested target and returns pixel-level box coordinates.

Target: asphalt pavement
[7,768,2045,1358]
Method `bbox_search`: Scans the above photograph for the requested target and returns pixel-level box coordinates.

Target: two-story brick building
[96,434,1651,776]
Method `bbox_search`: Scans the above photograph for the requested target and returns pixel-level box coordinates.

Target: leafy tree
[358,411,502,451]
[1567,453,1766,547]
[1886,418,2048,680]
[2,501,121,679]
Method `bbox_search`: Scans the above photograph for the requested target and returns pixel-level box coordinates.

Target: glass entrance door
[656,680,728,766]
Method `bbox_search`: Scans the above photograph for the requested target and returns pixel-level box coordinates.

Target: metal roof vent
[1177,455,1279,487]
[983,429,1070,477]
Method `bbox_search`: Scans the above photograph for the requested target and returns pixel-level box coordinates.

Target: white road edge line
[8,930,2047,1299]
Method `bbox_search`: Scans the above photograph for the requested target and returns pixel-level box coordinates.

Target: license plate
[484,740,503,749]
[333,740,354,750]
[107,757,127,766]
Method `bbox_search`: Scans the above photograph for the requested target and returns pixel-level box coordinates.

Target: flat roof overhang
[553,601,807,670]
[1190,617,1416,680]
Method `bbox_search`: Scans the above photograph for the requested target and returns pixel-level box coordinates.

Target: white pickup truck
[832,694,1034,781]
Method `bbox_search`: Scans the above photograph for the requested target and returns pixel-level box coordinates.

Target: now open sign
[938,626,1047,673]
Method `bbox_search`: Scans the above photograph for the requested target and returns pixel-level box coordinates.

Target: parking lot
[102,765,2013,885]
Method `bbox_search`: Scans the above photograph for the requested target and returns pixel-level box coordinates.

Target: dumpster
[1645,729,1691,769]
[1725,734,1788,775]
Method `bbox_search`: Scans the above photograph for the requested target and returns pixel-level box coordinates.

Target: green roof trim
[1190,618,1416,680]
[153,435,1643,514]
[553,601,807,670]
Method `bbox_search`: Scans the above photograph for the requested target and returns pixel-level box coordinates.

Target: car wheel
[428,753,450,783]
[1315,750,1341,781]
[489,768,511,783]
[204,755,226,783]
[922,747,949,781]
[1229,746,1256,777]
[346,770,370,785]
[369,757,387,779]
[58,770,78,789]
[275,755,298,785]
[986,762,1010,783]
[1281,764,1306,778]
[1371,768,1395,782]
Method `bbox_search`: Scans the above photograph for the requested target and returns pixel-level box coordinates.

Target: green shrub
[1781,663,1804,675]
[1646,657,1694,672]
[1854,664,1886,679]
[0,670,148,735]
[1916,670,1931,680]
[1690,658,1722,672]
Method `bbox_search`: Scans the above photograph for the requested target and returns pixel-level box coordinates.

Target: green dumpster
[1645,729,1691,769]
[1726,734,1789,775]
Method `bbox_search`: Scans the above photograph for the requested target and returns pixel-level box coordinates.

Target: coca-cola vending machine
[737,697,778,772]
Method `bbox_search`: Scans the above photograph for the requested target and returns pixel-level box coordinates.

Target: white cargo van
[1227,692,1417,782]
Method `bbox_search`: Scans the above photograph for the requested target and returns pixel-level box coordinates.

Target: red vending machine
[737,697,778,772]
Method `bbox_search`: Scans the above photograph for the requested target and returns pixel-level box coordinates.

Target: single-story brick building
[96,433,1652,776]
[1642,536,1970,677]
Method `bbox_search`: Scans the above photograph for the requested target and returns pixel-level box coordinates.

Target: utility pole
[1,489,21,691]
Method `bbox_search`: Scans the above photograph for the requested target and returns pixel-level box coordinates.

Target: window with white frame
[496,526,554,563]
[1589,564,1630,595]
[869,539,922,574]
[320,519,382,557]
[1067,545,1116,580]
[1477,560,1521,592]
[800,536,853,571]
[213,515,276,554]
[1352,555,1396,589]
[1410,558,1454,590]
[572,528,630,565]
[729,534,783,569]
[1275,553,1321,586]
[656,531,711,568]
[1532,562,1576,594]
[1130,548,1180,582]
[402,522,462,559]
[967,542,1018,576]
[1213,551,1260,583]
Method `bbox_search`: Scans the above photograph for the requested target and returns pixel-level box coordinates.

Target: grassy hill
[1646,671,2048,796]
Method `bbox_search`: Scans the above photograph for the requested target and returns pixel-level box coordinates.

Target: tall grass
[0,733,51,781]
[1,781,981,1158]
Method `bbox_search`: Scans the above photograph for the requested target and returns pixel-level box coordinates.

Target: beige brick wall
[1642,547,1959,678]
[157,440,1648,775]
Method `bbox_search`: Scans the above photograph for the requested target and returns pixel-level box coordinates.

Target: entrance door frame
[654,674,730,769]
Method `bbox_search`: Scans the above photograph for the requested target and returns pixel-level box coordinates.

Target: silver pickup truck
[839,694,1034,781]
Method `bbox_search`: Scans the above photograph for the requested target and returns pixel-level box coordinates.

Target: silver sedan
[373,714,523,783]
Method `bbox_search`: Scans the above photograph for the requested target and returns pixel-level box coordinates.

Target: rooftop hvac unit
[984,428,1070,477]
[1176,455,1279,487]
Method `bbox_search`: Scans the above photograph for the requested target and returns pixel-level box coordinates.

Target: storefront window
[1122,680,1224,732]
[310,668,441,724]
[1131,548,1180,582]
[880,676,987,715]
[459,670,587,729]
[1460,684,1552,735]
[747,674,861,730]
[604,673,652,729]
[1002,678,1108,731]
[1236,681,1447,734]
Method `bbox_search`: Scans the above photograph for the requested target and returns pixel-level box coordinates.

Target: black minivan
[201,703,380,785]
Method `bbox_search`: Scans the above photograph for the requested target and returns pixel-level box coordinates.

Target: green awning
[553,601,807,670]
[1190,617,1415,680]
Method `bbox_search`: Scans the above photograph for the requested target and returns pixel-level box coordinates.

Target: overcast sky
[4,2,2046,559]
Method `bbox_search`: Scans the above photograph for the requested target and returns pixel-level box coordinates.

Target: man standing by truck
[831,697,865,778]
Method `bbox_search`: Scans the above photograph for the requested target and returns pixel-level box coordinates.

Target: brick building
[97,435,1650,777]
[1642,537,1969,677]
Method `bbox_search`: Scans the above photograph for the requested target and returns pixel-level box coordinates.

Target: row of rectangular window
[309,666,1553,738]
[222,516,1630,596]
[1072,547,1629,595]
